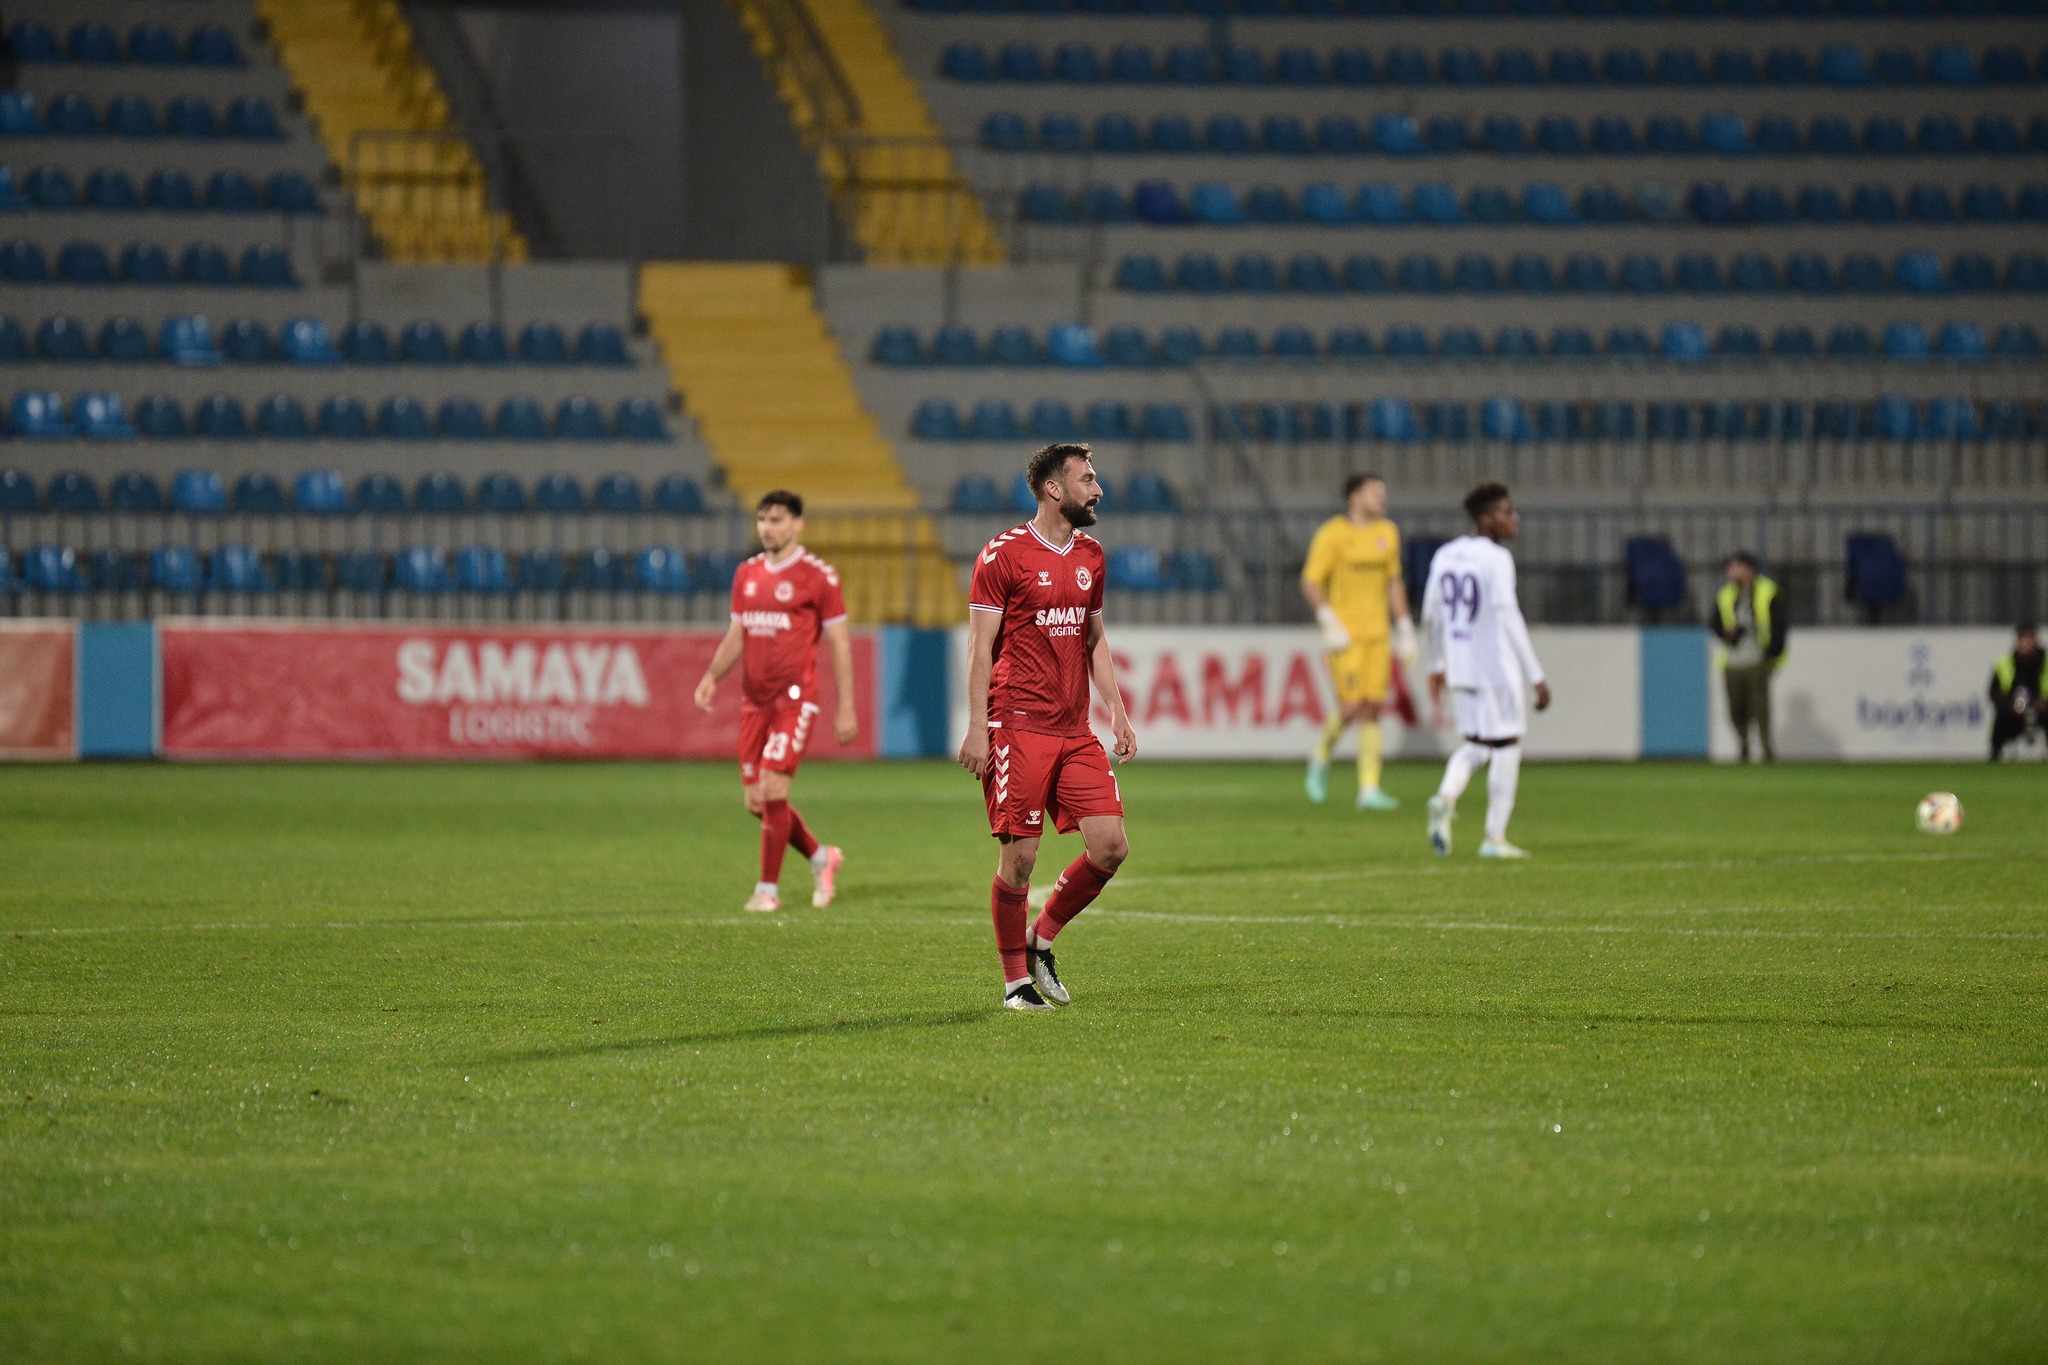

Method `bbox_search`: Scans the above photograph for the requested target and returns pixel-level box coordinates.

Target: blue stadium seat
[497,397,552,439]
[374,397,428,440]
[534,474,587,514]
[2,240,52,283]
[393,546,449,594]
[991,325,1042,365]
[1109,546,1167,592]
[450,546,510,595]
[23,544,84,593]
[519,323,571,365]
[292,469,348,514]
[230,98,281,140]
[1841,253,1886,292]
[159,315,220,366]
[46,471,101,512]
[874,325,928,365]
[1509,255,1557,291]
[1625,538,1688,612]
[1772,325,1818,357]
[35,316,91,362]
[1175,253,1224,292]
[911,399,966,440]
[941,43,992,81]
[76,391,135,439]
[401,321,455,365]
[951,475,1003,514]
[333,552,382,593]
[99,317,151,363]
[342,321,393,364]
[634,547,691,595]
[972,399,1022,440]
[0,318,24,361]
[437,398,489,439]
[1883,321,1932,359]
[240,244,294,287]
[578,323,630,366]
[413,473,466,514]
[1029,399,1080,440]
[1551,326,1596,358]
[12,389,74,438]
[1385,324,1430,358]
[461,323,510,365]
[653,476,705,515]
[60,242,112,283]
[189,25,244,67]
[229,472,285,514]
[354,474,406,514]
[88,169,140,212]
[1846,534,1906,609]
[146,545,199,594]
[89,549,140,592]
[1993,323,2042,358]
[0,469,35,512]
[271,318,332,366]
[472,473,525,513]
[1141,402,1192,441]
[171,468,227,514]
[169,98,219,139]
[1157,329,1202,366]
[1055,45,1101,82]
[616,398,666,441]
[1084,400,1132,440]
[318,396,372,439]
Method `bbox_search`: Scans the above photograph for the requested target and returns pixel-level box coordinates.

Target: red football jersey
[729,548,847,708]
[968,521,1106,738]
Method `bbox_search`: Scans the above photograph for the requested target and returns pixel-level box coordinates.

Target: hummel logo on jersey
[1026,810,1042,825]
[1037,570,1052,585]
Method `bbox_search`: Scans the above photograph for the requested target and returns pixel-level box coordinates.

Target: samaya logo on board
[395,639,651,707]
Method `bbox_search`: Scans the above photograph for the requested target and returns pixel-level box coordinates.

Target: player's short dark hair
[1344,473,1383,500]
[756,489,803,517]
[1027,442,1093,500]
[1725,551,1759,571]
[1463,481,1510,522]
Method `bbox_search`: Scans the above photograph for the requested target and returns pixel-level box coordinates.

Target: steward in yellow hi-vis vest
[1298,474,1418,811]
[1711,553,1786,762]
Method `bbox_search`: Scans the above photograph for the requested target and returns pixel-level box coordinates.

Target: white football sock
[1485,744,1522,842]
[753,881,778,899]
[809,846,830,872]
[1437,741,1492,804]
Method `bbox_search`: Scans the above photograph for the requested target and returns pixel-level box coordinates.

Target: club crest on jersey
[1037,570,1052,586]
[1075,566,1093,590]
[774,581,795,603]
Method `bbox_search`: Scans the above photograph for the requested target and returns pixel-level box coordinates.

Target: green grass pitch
[1,759,2043,1362]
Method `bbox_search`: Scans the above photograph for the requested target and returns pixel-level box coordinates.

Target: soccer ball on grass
[1915,792,1963,835]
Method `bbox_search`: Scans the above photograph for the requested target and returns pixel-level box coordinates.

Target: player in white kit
[1421,482,1551,859]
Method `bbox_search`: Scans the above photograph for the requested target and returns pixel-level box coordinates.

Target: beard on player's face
[1058,488,1099,527]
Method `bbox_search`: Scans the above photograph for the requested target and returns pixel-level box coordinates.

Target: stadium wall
[0,624,2009,762]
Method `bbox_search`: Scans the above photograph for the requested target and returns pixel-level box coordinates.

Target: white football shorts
[1451,681,1526,743]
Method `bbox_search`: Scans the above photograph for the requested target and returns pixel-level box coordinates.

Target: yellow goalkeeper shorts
[1328,637,1391,705]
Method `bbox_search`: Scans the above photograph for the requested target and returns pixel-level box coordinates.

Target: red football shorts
[982,727,1124,839]
[739,700,818,783]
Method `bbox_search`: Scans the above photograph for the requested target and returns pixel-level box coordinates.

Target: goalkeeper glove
[1315,605,1352,651]
[1393,617,1419,668]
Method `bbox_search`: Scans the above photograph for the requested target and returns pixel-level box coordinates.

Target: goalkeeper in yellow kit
[1300,474,1418,809]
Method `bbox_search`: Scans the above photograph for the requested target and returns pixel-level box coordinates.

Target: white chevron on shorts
[993,744,1012,803]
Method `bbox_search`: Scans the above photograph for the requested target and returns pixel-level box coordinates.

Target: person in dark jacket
[1990,624,2046,760]
[1712,553,1787,762]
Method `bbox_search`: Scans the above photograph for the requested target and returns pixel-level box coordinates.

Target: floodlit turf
[1,759,2043,1363]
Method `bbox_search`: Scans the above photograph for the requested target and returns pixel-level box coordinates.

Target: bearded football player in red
[694,490,856,913]
[959,443,1138,1012]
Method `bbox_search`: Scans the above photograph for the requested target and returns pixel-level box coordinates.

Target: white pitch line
[1098,909,2048,942]
[3,913,770,939]
[1112,848,2003,890]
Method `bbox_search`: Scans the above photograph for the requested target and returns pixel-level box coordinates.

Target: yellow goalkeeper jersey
[1302,515,1402,639]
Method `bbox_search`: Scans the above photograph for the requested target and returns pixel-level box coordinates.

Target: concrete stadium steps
[8,63,293,106]
[2,139,333,186]
[0,438,722,491]
[881,11,2046,72]
[897,434,1206,498]
[1029,219,2045,263]
[1220,433,2048,504]
[5,365,673,411]
[953,147,2048,196]
[5,284,351,330]
[0,509,745,560]
[0,589,744,626]
[3,214,345,262]
[11,0,253,28]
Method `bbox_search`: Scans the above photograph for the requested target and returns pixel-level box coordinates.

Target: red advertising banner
[0,623,76,759]
[159,622,878,761]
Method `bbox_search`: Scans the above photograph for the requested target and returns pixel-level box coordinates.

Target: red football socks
[785,807,820,860]
[759,799,793,883]
[991,877,1030,982]
[1031,855,1115,943]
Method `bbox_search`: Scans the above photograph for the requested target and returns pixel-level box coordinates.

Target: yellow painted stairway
[256,0,524,263]
[736,0,1002,265]
[640,263,961,625]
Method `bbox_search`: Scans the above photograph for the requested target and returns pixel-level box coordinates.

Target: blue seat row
[1021,177,2048,225]
[949,470,1185,514]
[0,543,735,595]
[0,315,634,367]
[7,22,244,66]
[1113,248,2048,294]
[911,398,1196,441]
[877,319,2039,363]
[0,166,322,213]
[0,239,297,287]
[1624,534,1908,613]
[0,92,284,141]
[911,0,2042,16]
[6,391,670,441]
[0,468,709,517]
[944,41,2043,86]
[983,110,2048,157]
[1200,394,2044,442]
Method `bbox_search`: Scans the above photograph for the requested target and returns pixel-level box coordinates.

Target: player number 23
[763,732,792,762]
[1439,572,1482,623]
